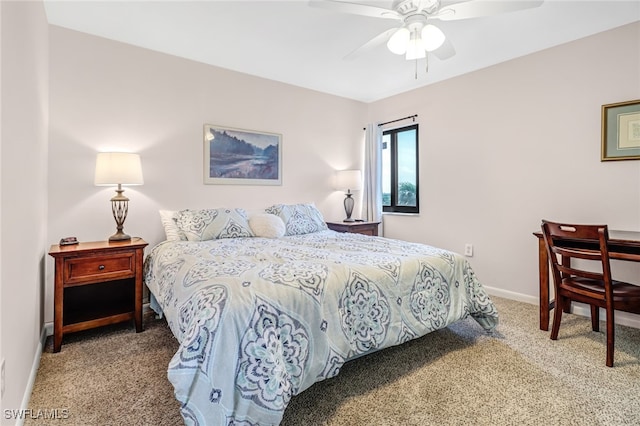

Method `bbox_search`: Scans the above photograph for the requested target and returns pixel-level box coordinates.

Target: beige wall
[0,1,49,420]
[47,26,367,324]
[370,22,640,311]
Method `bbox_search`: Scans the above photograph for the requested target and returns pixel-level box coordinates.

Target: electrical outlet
[464,243,473,257]
[1,358,5,398]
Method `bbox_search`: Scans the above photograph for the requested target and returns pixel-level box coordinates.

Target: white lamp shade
[422,24,445,52]
[387,28,409,55]
[94,152,144,186]
[335,170,362,191]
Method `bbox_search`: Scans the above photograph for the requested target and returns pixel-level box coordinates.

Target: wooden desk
[533,230,640,331]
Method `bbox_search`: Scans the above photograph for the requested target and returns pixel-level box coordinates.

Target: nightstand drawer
[64,252,135,285]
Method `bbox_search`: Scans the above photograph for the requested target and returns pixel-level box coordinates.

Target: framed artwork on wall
[601,99,640,161]
[203,124,282,185]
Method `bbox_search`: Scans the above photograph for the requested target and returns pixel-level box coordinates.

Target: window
[382,124,419,213]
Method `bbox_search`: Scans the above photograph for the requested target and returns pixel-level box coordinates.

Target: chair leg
[550,295,564,341]
[605,308,614,367]
[590,305,600,332]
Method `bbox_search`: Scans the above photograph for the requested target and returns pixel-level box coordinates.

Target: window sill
[382,212,420,217]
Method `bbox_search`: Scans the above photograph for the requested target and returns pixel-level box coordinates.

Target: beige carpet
[25,297,640,425]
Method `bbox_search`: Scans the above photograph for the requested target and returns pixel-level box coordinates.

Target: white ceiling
[43,0,640,103]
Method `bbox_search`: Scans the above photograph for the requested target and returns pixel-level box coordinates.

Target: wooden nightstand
[326,221,381,236]
[48,238,148,352]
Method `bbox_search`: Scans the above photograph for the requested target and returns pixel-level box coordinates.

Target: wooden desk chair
[541,220,640,367]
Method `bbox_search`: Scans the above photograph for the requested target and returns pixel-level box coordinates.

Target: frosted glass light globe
[387,28,410,55]
[421,24,445,52]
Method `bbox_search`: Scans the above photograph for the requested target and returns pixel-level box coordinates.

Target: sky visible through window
[397,128,416,186]
[382,128,417,200]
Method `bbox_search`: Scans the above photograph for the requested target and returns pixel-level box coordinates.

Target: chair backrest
[541,220,613,301]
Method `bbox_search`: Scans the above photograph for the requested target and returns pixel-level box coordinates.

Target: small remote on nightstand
[59,237,78,246]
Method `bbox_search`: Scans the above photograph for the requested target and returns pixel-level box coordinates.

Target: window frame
[382,123,419,214]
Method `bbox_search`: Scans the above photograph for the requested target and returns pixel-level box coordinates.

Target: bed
[144,204,499,425]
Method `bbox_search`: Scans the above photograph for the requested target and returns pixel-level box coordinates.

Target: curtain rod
[378,114,418,127]
[362,114,418,131]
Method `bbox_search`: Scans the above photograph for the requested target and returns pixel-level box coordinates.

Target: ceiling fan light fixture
[421,24,445,52]
[405,30,426,60]
[387,27,409,55]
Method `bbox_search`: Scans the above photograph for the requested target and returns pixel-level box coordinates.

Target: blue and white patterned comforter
[144,230,498,425]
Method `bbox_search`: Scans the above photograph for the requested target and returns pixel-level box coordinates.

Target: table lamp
[94,152,144,241]
[335,170,362,222]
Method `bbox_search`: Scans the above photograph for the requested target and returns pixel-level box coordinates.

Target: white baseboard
[569,304,640,329]
[483,286,538,305]
[483,285,640,330]
[16,327,48,426]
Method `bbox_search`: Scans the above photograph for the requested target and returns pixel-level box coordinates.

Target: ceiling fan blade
[434,0,543,21]
[344,28,399,60]
[309,0,400,20]
[430,38,456,60]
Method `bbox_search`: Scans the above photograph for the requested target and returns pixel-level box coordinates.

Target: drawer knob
[98,265,105,270]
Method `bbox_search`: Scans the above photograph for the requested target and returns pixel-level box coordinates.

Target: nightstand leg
[134,249,143,332]
[54,258,64,352]
[134,279,142,332]
[53,332,62,353]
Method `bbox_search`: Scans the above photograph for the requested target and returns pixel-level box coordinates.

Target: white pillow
[159,210,186,241]
[249,213,286,238]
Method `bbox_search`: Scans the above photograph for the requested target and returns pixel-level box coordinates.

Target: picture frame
[601,99,640,161]
[203,124,282,185]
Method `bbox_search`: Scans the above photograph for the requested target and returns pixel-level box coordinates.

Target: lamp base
[109,231,131,242]
[109,186,131,242]
[343,191,355,223]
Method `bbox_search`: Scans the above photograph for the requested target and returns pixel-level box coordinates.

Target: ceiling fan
[310,0,544,62]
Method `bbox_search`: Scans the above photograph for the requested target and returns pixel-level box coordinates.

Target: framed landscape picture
[203,124,282,185]
[601,99,640,161]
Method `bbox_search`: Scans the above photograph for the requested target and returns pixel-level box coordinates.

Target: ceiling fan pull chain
[414,57,418,79]
[425,55,429,74]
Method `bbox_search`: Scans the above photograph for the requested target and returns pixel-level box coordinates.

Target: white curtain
[362,123,383,234]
